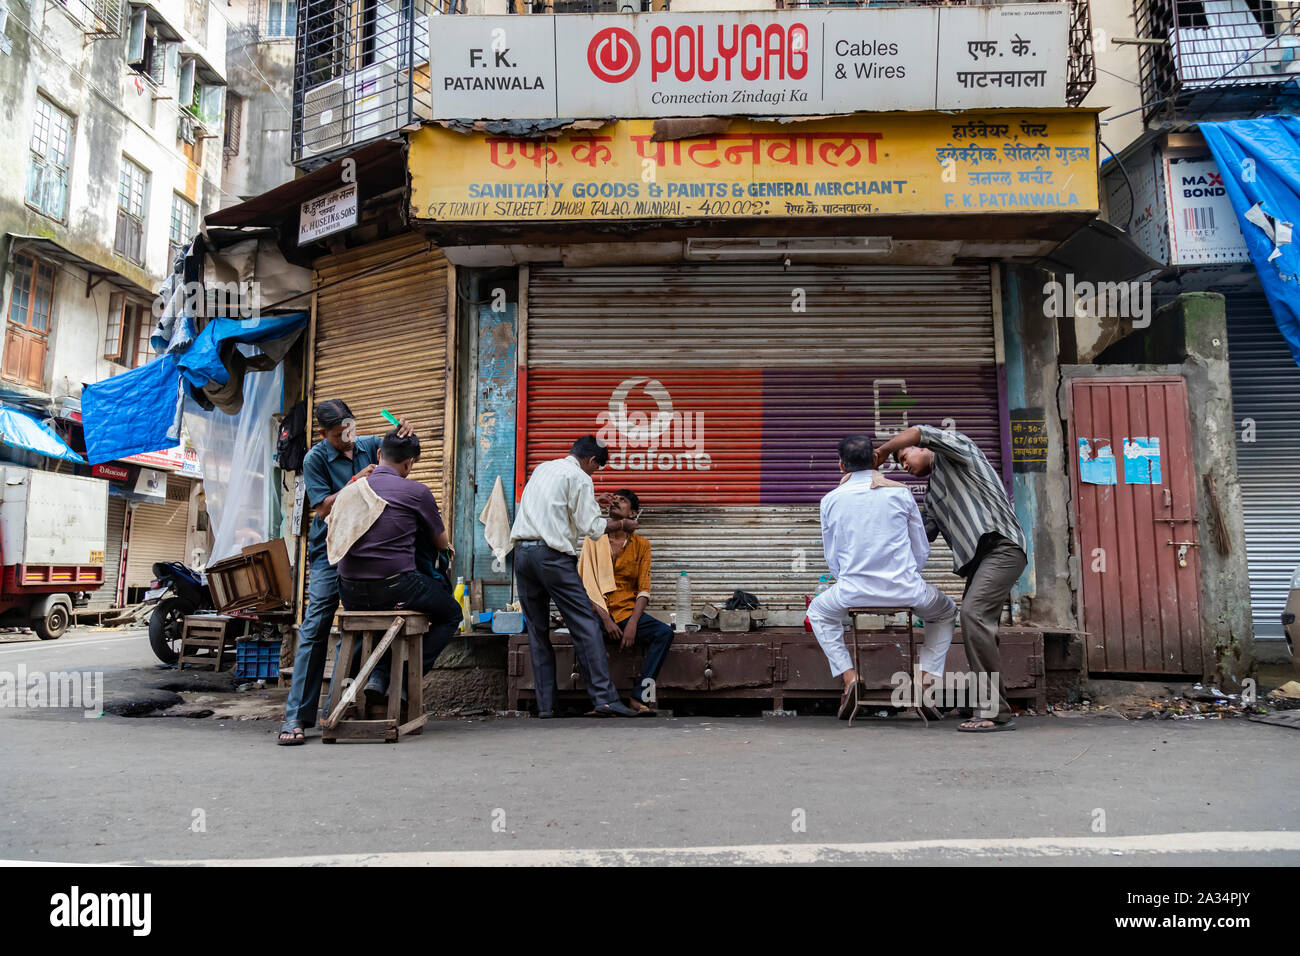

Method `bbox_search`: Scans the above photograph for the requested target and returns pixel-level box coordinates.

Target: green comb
[381,409,400,428]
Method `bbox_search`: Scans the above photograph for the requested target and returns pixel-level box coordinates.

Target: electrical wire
[1100,139,1136,233]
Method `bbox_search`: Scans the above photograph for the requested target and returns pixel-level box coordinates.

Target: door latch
[1167,540,1198,567]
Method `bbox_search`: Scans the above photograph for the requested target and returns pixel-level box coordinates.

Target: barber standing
[873,424,1027,733]
[512,435,640,718]
[278,399,412,746]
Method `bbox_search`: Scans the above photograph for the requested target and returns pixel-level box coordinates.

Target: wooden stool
[178,615,241,671]
[846,606,929,728]
[321,611,429,744]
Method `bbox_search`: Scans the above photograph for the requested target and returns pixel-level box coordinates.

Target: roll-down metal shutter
[88,495,127,609]
[524,263,1004,621]
[1227,292,1300,640]
[313,234,450,504]
[124,477,192,588]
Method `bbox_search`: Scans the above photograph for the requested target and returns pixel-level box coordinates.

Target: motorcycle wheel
[149,597,195,665]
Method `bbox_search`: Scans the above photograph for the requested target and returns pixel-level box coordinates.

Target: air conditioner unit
[351,61,399,145]
[301,77,349,158]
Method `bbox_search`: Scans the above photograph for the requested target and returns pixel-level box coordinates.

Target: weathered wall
[222,20,296,202]
[1001,263,1076,628]
[0,0,227,399]
[1061,293,1255,686]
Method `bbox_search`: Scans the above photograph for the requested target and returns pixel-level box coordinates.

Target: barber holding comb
[278,399,413,746]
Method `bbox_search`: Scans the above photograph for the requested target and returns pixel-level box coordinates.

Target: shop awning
[1200,115,1300,369]
[8,235,154,300]
[1037,218,1167,285]
[0,406,84,464]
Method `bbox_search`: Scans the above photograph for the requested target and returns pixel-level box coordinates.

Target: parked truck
[0,466,108,639]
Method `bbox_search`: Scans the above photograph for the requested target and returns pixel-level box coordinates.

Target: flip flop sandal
[837,679,862,720]
[277,727,306,746]
[958,719,1017,733]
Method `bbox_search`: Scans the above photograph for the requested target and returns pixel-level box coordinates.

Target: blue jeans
[617,613,675,704]
[282,559,339,730]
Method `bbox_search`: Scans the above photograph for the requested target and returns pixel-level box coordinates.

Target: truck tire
[34,601,70,640]
[149,597,194,665]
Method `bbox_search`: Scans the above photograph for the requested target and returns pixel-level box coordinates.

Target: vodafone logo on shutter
[595,377,710,472]
[587,28,641,83]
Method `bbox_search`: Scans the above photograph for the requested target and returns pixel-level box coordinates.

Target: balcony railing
[1136,0,1300,120]
[292,0,452,166]
[508,1,664,11]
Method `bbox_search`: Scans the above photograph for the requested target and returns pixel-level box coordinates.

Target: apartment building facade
[0,0,227,606]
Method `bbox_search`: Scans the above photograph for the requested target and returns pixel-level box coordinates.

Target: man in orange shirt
[591,489,674,714]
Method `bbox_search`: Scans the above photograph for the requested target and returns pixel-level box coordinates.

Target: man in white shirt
[808,434,957,719]
[511,434,641,718]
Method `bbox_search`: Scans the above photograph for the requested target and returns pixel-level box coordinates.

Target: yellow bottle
[454,576,471,633]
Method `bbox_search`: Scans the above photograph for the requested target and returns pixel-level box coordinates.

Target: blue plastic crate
[234,640,282,680]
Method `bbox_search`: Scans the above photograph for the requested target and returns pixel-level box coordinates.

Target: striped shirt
[510,455,607,555]
[917,425,1026,576]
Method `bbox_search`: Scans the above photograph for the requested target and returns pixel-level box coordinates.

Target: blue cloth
[303,435,383,565]
[0,406,84,464]
[1199,116,1300,368]
[81,354,183,465]
[175,312,308,388]
[282,559,340,731]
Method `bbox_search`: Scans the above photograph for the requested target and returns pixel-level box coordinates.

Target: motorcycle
[144,561,213,665]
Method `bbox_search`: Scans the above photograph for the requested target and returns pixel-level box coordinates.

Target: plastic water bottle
[675,570,691,633]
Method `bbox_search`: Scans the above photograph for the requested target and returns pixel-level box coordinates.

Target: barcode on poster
[1184,206,1215,231]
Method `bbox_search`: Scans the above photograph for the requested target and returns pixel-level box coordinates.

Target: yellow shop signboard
[409,110,1098,223]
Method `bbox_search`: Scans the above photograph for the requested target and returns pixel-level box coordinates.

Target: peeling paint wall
[222,1,296,202]
[0,0,227,402]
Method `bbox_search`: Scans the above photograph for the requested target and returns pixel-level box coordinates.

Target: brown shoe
[837,679,861,720]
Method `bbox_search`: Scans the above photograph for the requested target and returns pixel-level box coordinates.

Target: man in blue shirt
[278,399,410,745]
[336,430,463,709]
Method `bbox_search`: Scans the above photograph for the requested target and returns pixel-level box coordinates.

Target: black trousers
[338,570,463,695]
[514,542,619,711]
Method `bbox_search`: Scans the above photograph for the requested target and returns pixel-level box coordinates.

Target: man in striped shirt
[874,424,1027,732]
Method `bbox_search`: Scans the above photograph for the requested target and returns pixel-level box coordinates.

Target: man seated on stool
[335,430,463,712]
[807,434,957,720]
[581,489,674,714]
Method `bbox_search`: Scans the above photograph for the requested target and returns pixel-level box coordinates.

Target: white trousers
[808,581,957,678]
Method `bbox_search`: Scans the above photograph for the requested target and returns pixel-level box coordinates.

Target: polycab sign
[429,7,1068,121]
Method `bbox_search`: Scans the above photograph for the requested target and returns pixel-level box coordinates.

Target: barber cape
[325,477,387,566]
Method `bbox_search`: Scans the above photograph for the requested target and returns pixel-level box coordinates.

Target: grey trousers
[960,538,1028,723]
[514,543,619,711]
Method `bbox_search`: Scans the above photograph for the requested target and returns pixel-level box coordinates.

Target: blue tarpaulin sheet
[0,406,84,463]
[175,312,308,388]
[1200,116,1300,368]
[81,353,184,465]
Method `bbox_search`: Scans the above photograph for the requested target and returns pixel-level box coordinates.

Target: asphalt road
[2,626,1298,866]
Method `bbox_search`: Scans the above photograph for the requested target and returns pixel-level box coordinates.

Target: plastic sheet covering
[82,354,184,464]
[184,364,284,565]
[1200,116,1300,368]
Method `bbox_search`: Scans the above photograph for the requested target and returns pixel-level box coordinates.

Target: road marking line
[0,635,145,657]
[62,830,1300,867]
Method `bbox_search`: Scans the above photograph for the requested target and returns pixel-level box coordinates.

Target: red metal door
[1068,378,1203,675]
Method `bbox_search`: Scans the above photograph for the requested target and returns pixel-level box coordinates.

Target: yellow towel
[577,534,615,611]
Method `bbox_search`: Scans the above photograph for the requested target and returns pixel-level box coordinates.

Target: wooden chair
[845,606,929,728]
[178,615,241,671]
[321,611,429,744]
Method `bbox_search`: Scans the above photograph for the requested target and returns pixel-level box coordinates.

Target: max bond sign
[429,6,1069,121]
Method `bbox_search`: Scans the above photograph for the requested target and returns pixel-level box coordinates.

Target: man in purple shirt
[336,430,463,710]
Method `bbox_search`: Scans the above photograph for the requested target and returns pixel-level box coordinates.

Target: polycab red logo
[588,27,641,83]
